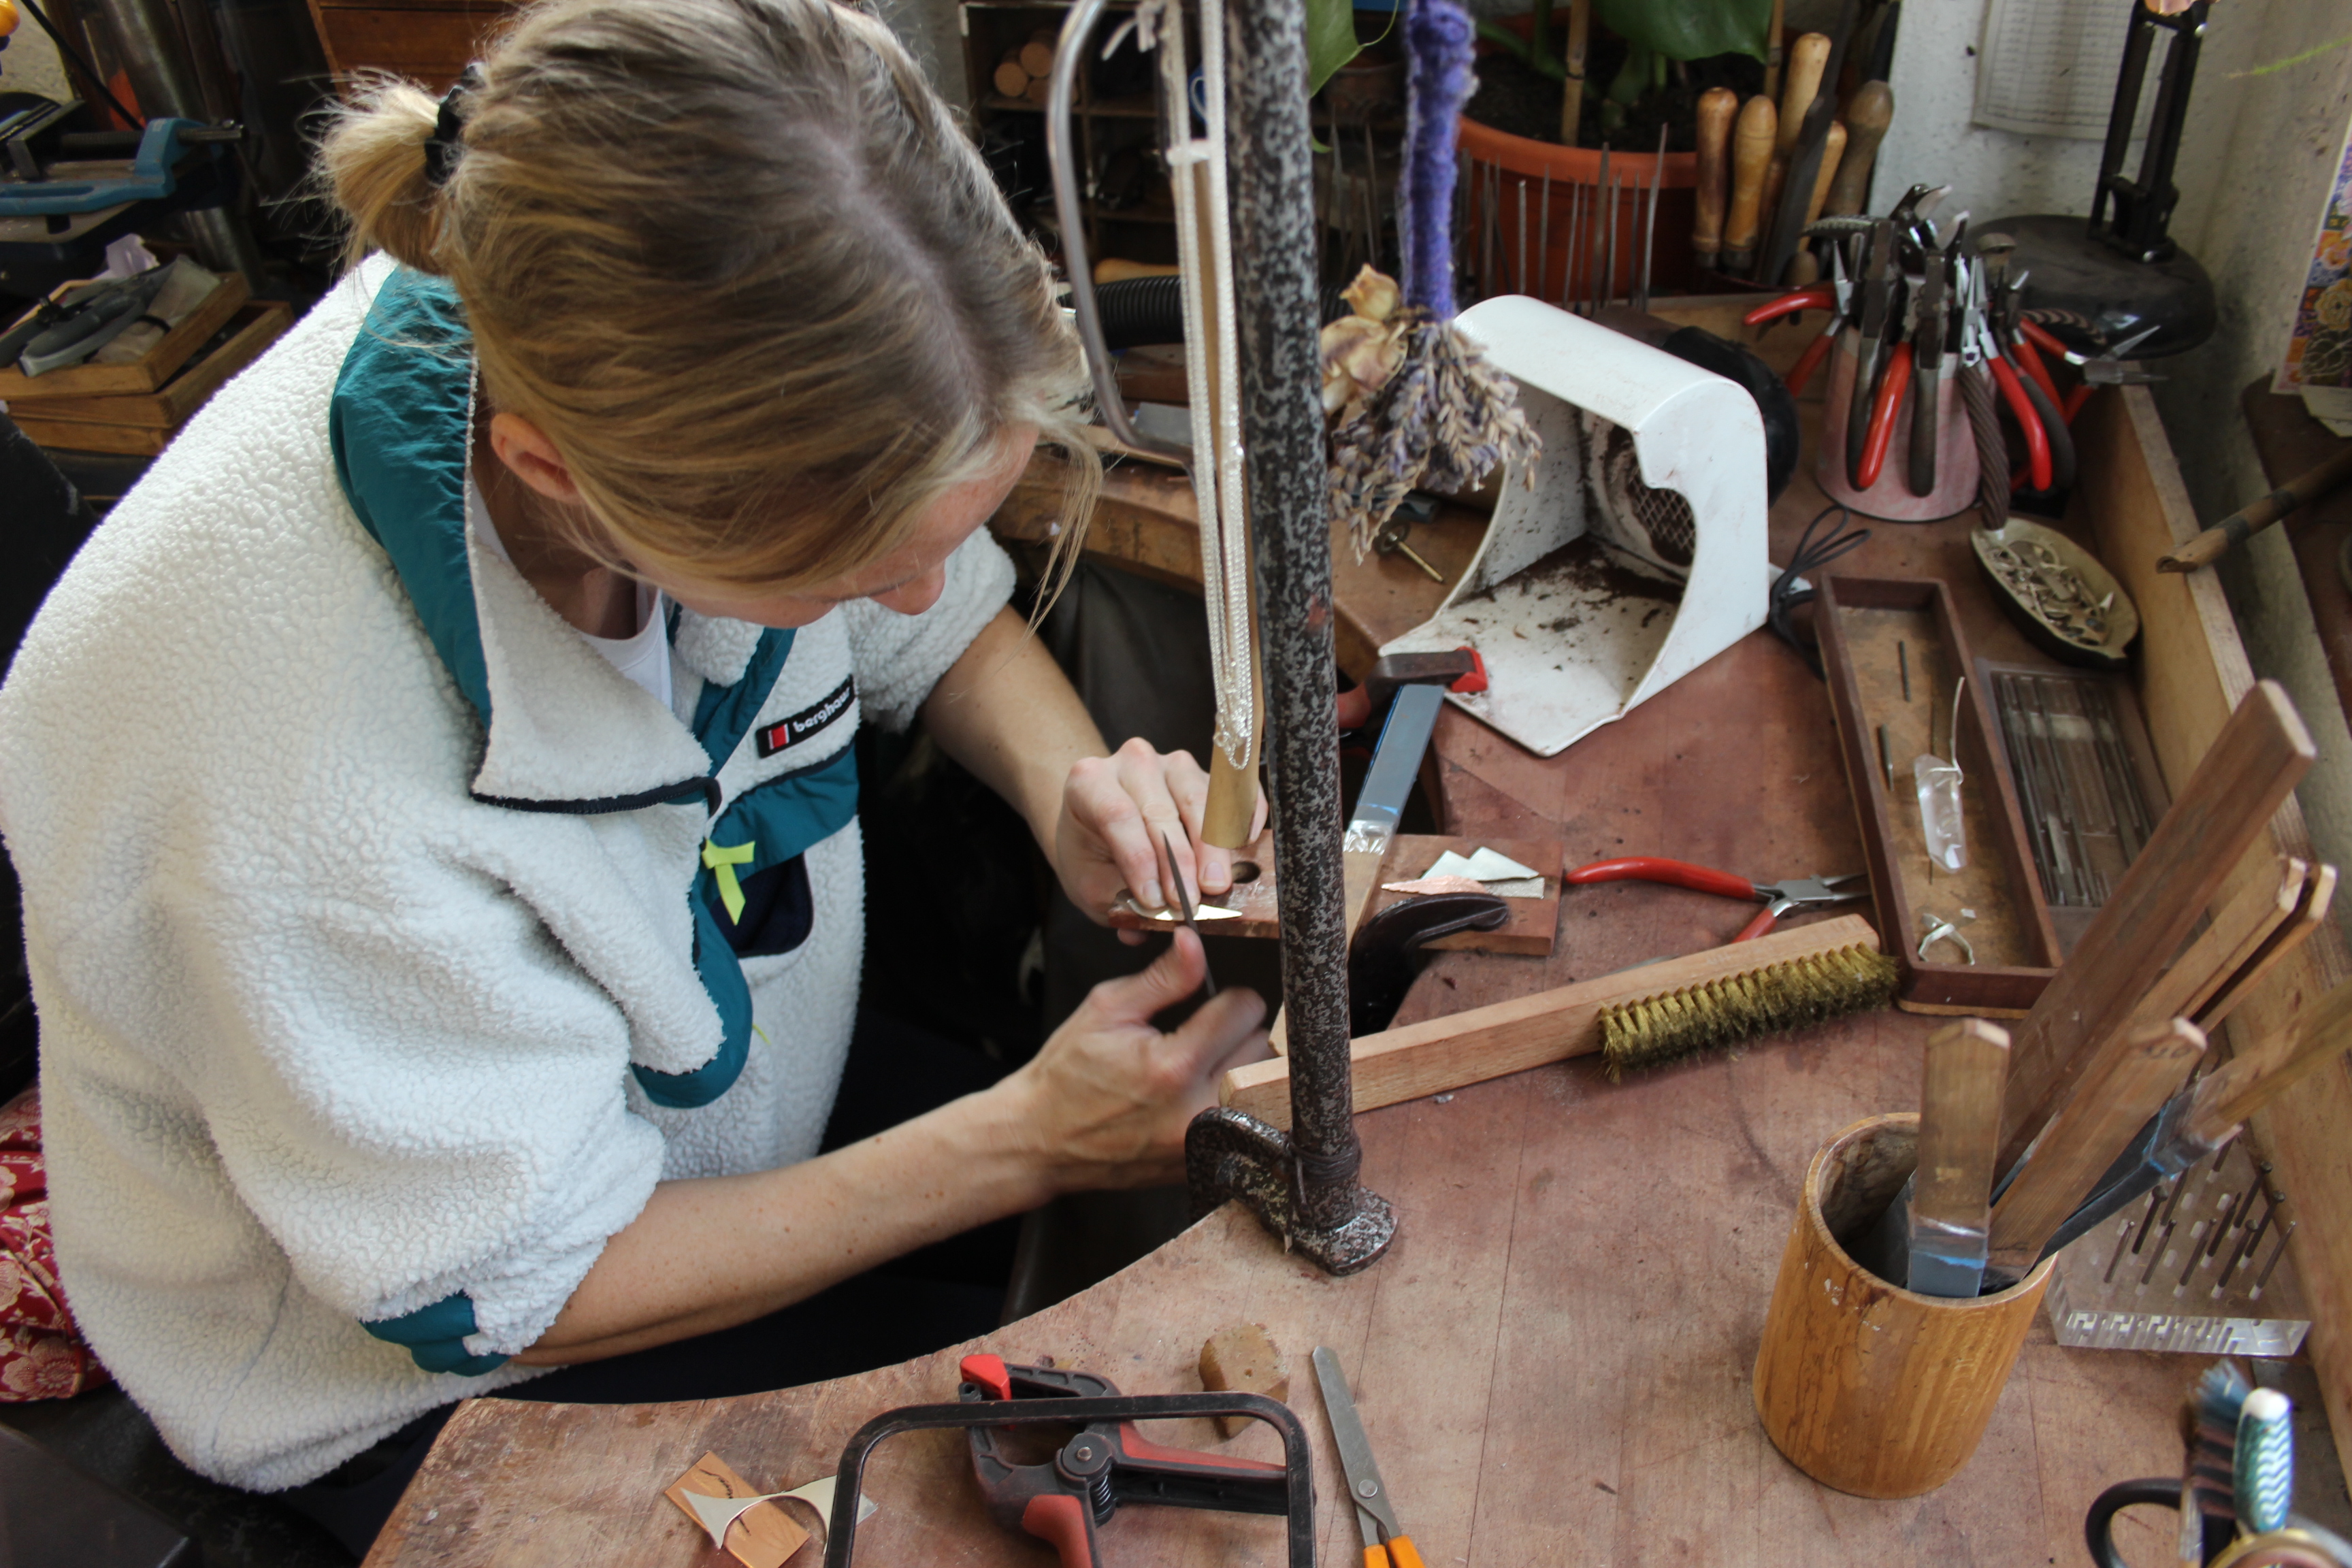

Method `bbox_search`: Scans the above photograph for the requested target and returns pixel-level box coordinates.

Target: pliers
[1565,858,1869,943]
[1965,273,2053,493]
[1784,244,1852,397]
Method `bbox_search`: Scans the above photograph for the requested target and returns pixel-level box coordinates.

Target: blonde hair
[318,0,1095,592]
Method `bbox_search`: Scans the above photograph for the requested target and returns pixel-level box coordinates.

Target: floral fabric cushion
[0,1090,108,1401]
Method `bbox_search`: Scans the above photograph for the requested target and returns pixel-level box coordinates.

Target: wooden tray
[0,270,252,399]
[1815,574,2062,1015]
[7,301,293,431]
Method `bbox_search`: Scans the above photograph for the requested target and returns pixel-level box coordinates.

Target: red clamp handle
[1022,1494,1098,1568]
[1857,342,1914,490]
[1565,857,1758,901]
[959,1353,1013,1403]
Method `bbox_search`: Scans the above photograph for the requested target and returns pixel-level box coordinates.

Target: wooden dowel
[2157,442,2352,572]
[1987,1017,2206,1271]
[1722,95,1777,274]
[1763,0,1786,101]
[1226,915,1879,1126]
[1993,682,2315,1176]
[1692,86,1737,270]
[1561,0,1590,146]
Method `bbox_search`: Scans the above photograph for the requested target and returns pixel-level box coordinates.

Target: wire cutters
[1857,339,1914,491]
[1565,858,1869,942]
[1783,242,1852,397]
[1742,282,1837,326]
[1967,286,2052,493]
[1312,1348,1425,1568]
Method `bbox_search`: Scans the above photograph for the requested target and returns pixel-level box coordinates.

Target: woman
[0,0,1266,1544]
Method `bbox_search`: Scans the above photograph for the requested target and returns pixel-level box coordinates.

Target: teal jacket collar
[327,269,795,810]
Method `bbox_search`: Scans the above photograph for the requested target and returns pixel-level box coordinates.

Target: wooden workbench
[365,316,2349,1568]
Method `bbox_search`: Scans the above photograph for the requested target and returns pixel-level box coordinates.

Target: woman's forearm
[517,1078,1051,1363]
[921,606,1105,849]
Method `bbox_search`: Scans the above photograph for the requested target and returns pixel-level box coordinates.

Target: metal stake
[1537,168,1552,304]
[1186,0,1396,1275]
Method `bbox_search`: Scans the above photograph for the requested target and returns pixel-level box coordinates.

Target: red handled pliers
[1967,302,2053,493]
[1565,858,1869,943]
[1857,340,1914,490]
[1746,246,1851,397]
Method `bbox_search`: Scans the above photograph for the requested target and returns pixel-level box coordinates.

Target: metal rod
[2139,1223,2174,1287]
[1222,0,1390,1254]
[1563,182,1582,310]
[1516,178,1528,296]
[2250,1220,2295,1296]
[1638,123,1665,312]
[1605,172,1620,310]
[1361,120,1381,271]
[1537,168,1552,304]
[1593,142,1610,311]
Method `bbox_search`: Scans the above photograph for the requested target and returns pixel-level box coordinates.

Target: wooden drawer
[307,1,517,86]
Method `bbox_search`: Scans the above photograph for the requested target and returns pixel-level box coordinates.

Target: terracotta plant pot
[1460,14,1699,305]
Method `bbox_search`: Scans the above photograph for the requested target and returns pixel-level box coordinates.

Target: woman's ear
[487,411,583,504]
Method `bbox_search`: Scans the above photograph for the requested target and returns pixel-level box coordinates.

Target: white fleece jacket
[0,257,1015,1490]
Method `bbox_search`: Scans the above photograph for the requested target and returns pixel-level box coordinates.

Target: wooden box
[1814,575,2062,1015]
[0,272,251,400]
[8,301,295,457]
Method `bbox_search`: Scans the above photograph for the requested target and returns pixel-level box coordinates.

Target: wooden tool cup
[1753,1114,2053,1498]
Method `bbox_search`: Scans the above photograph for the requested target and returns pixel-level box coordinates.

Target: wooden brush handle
[1989,1017,2206,1271]
[2184,976,2352,1143]
[1823,81,1893,216]
[1995,682,2315,1176]
[1692,86,1737,267]
[1722,95,1778,270]
[2157,442,2352,572]
[1776,32,1831,157]
[1224,915,1880,1127]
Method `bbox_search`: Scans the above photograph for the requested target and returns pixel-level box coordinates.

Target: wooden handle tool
[1803,120,1848,227]
[1823,80,1892,216]
[1988,1017,2206,1273]
[1722,95,1777,274]
[1776,33,1831,157]
[2129,858,2308,1031]
[2180,975,2352,1147]
[1691,86,1737,270]
[2157,442,2352,572]
[1994,681,2316,1177]
[1904,1019,2010,1297]
[2194,862,2336,1031]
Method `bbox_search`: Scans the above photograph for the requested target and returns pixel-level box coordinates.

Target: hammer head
[1337,649,1487,732]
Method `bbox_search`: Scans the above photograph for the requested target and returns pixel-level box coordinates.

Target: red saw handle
[1566,858,1757,901]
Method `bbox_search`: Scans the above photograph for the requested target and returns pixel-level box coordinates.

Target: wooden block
[10,414,171,456]
[1197,1322,1288,1440]
[1210,831,1561,956]
[1221,913,1882,1127]
[7,301,293,428]
[0,271,249,398]
[664,1452,808,1568]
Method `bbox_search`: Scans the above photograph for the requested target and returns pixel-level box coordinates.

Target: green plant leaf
[1474,17,1567,80]
[1306,0,1365,96]
[1593,0,1770,63]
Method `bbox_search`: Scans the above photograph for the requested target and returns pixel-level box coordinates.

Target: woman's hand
[1001,929,1269,1188]
[1054,736,1268,938]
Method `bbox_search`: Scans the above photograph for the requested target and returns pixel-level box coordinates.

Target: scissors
[1311,1347,1426,1568]
[1160,830,1218,999]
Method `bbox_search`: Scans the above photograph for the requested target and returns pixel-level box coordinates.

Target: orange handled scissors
[1312,1348,1426,1568]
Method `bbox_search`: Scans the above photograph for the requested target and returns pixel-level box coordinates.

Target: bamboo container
[1752,1113,2053,1498]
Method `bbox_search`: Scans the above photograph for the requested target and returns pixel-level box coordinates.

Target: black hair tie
[423,63,485,189]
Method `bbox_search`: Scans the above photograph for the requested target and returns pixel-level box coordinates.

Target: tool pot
[1752,1113,2053,1498]
[1815,336,1980,522]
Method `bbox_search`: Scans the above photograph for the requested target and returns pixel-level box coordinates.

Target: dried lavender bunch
[1329,311,1539,561]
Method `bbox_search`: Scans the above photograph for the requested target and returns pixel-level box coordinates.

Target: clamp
[820,1354,1314,1567]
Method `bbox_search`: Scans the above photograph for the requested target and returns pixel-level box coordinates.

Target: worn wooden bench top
[365,331,2347,1567]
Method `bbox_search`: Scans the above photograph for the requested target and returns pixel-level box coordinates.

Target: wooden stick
[1721,95,1777,275]
[2157,443,2352,573]
[2129,858,2306,1032]
[1224,915,1879,1126]
[1823,80,1892,216]
[2196,863,2336,1032]
[1560,0,1590,146]
[2183,977,2352,1145]
[1691,86,1737,270]
[1776,32,1831,157]
[1908,1019,2010,1278]
[1994,681,2315,1176]
[1803,120,1848,227]
[1763,0,1786,101]
[1987,1017,2206,1272]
